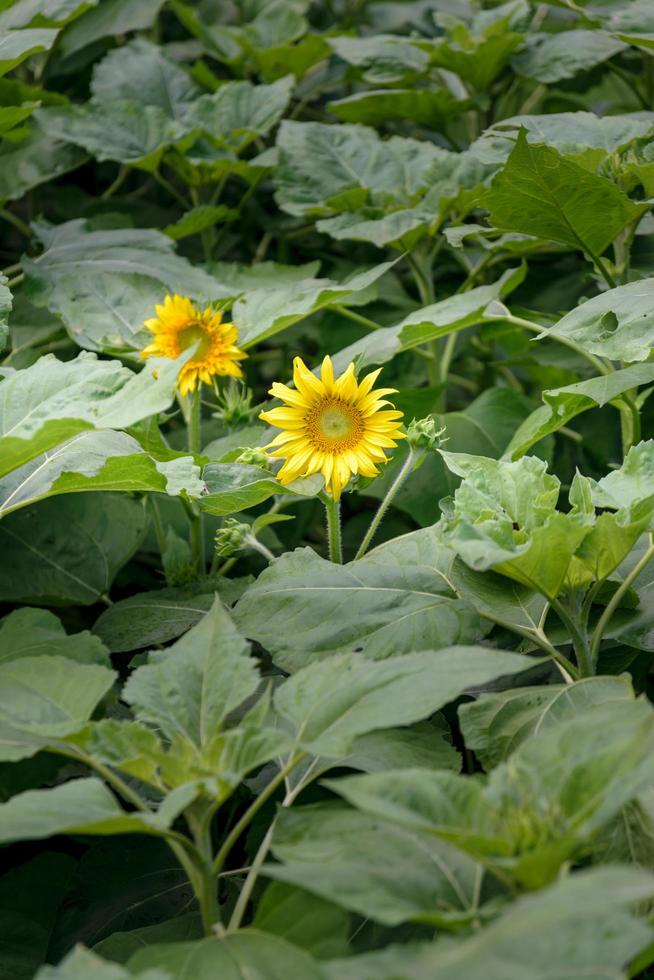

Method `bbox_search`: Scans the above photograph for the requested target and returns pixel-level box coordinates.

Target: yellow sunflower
[141,294,246,397]
[260,355,405,500]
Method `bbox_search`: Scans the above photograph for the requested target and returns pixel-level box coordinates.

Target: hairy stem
[324,494,343,564]
[355,448,418,560]
[187,386,206,573]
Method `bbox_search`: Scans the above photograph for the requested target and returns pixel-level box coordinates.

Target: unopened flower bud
[235,447,271,469]
[214,518,249,559]
[406,416,446,451]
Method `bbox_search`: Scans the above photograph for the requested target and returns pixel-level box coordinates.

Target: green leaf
[589,439,654,510]
[0,608,110,666]
[323,866,654,980]
[183,76,293,151]
[484,129,647,255]
[128,930,324,979]
[0,27,58,75]
[36,945,168,979]
[541,277,654,362]
[0,123,88,202]
[0,655,115,761]
[0,351,189,479]
[327,34,431,84]
[512,30,626,83]
[23,220,229,349]
[266,804,484,928]
[57,0,165,59]
[331,267,524,373]
[504,363,654,459]
[0,777,172,845]
[233,529,479,670]
[449,559,548,639]
[200,463,321,516]
[92,588,225,653]
[36,102,176,171]
[253,882,349,959]
[428,22,523,90]
[459,675,633,769]
[233,260,396,348]
[0,431,203,515]
[0,274,11,351]
[274,646,535,757]
[164,205,236,240]
[91,38,199,117]
[0,494,147,605]
[343,721,460,774]
[0,0,96,30]
[328,88,471,128]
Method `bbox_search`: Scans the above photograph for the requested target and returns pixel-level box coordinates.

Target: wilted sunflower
[141,294,246,397]
[260,355,405,500]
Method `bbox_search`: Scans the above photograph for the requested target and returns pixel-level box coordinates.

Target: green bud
[212,380,254,426]
[214,518,250,559]
[234,446,271,469]
[406,416,446,451]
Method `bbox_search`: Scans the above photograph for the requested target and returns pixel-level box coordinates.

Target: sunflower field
[4,0,654,976]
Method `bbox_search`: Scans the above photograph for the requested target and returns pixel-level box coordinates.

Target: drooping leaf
[0,27,58,75]
[233,529,479,670]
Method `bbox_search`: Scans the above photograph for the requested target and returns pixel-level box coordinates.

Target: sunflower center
[178,321,212,359]
[305,398,364,452]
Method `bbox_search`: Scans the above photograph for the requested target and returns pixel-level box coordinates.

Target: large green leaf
[0,0,96,29]
[0,351,188,479]
[331,267,524,373]
[252,882,349,960]
[327,34,430,84]
[233,529,479,670]
[0,430,203,515]
[233,260,396,348]
[328,88,471,128]
[91,37,199,117]
[484,129,647,255]
[511,29,626,83]
[504,363,654,459]
[459,675,633,769]
[0,27,58,75]
[266,804,485,927]
[22,220,230,349]
[0,655,115,761]
[0,124,88,202]
[36,945,168,979]
[274,646,535,757]
[57,0,165,59]
[128,930,323,979]
[0,608,109,666]
[541,277,654,362]
[0,494,147,605]
[322,866,654,980]
[183,76,293,151]
[92,588,219,653]
[200,463,321,516]
[589,439,654,510]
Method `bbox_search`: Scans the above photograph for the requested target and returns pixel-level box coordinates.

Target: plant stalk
[355,448,417,560]
[589,537,654,669]
[324,495,343,564]
[187,386,206,573]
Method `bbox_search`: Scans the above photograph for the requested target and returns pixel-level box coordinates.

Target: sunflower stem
[355,448,418,560]
[323,495,343,564]
[188,385,206,573]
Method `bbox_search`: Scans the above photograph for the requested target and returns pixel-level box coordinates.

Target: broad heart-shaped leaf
[57,0,165,60]
[0,608,110,666]
[0,430,203,516]
[589,440,654,510]
[252,882,349,960]
[0,777,175,845]
[330,267,524,373]
[36,102,177,171]
[0,27,58,75]
[328,698,654,888]
[123,599,258,751]
[504,363,654,459]
[200,463,322,516]
[511,29,626,83]
[274,647,535,758]
[484,129,647,256]
[91,37,200,117]
[182,76,293,151]
[22,219,230,350]
[471,110,654,169]
[328,88,471,128]
[322,866,654,980]
[459,675,634,770]
[449,559,548,640]
[266,803,485,928]
[36,944,169,979]
[0,123,88,202]
[233,528,479,671]
[233,260,396,348]
[541,277,654,362]
[0,655,115,761]
[0,493,147,606]
[0,351,188,479]
[128,930,323,979]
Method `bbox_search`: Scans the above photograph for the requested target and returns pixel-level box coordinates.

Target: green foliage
[3,2,654,976]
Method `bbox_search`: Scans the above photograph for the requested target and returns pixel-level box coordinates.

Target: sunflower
[141,294,246,397]
[260,355,405,500]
